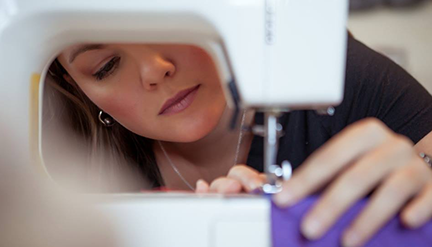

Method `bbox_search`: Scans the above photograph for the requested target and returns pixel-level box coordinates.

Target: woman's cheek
[181,45,216,71]
[98,95,144,130]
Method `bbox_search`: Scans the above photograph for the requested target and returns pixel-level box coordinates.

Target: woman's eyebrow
[68,44,105,63]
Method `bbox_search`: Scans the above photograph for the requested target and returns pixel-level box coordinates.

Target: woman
[47,35,432,247]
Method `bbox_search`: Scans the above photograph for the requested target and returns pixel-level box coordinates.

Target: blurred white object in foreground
[94,193,270,247]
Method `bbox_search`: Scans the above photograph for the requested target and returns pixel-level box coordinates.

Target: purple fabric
[271,196,432,247]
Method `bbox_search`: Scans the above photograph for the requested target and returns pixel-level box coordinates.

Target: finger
[209,177,243,194]
[195,179,210,193]
[342,160,429,247]
[274,118,391,207]
[402,182,432,228]
[259,173,267,181]
[301,136,413,240]
[227,165,265,192]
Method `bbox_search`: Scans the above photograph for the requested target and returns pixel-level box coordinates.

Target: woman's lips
[158,85,201,115]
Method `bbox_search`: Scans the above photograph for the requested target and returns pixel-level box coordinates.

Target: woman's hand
[273,118,432,247]
[195,165,266,194]
[198,118,432,247]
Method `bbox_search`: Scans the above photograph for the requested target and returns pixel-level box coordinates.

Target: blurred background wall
[348,0,432,92]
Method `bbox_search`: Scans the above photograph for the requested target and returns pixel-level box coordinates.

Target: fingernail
[274,190,296,207]
[302,218,323,240]
[342,230,361,247]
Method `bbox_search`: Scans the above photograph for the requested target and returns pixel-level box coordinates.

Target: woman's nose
[138,55,176,91]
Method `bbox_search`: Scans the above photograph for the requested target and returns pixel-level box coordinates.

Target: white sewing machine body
[95,193,271,247]
[0,0,348,246]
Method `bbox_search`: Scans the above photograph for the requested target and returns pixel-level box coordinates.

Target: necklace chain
[158,111,247,191]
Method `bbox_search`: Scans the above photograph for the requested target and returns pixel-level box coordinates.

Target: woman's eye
[92,56,121,81]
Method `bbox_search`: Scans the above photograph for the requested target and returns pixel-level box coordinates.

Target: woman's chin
[172,125,214,143]
[162,116,220,143]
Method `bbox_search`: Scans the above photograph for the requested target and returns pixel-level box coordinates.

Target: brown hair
[46,59,163,192]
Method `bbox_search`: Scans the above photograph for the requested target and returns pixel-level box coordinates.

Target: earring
[98,110,115,127]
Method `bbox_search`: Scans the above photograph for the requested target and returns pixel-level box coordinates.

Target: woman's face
[57,44,226,142]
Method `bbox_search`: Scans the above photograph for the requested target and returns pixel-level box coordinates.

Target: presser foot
[259,111,292,194]
[262,160,292,194]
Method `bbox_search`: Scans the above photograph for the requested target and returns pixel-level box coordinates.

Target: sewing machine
[0,0,348,246]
